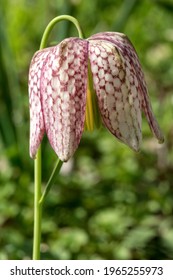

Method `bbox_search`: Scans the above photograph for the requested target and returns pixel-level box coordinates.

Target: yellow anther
[85,83,94,131]
[84,60,101,131]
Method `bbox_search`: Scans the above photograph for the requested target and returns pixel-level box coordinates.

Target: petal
[40,38,88,161]
[89,32,164,143]
[89,40,142,151]
[28,48,50,158]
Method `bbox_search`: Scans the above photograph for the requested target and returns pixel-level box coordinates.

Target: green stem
[40,15,84,48]
[32,14,84,260]
[33,146,42,260]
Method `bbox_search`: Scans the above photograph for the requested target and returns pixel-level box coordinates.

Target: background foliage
[0,0,173,260]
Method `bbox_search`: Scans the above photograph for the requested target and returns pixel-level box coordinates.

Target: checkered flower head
[29,32,164,162]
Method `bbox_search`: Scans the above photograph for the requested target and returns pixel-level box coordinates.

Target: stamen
[85,82,94,131]
[85,61,101,131]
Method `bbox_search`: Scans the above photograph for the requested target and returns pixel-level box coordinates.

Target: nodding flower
[29,32,164,162]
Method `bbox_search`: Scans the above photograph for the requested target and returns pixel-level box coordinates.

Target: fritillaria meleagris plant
[28,15,164,260]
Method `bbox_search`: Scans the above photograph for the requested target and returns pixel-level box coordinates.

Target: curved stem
[40,15,84,49]
[32,15,84,260]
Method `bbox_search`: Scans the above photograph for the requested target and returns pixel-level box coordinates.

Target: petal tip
[128,141,141,153]
[132,146,140,153]
[158,136,164,144]
[29,148,36,160]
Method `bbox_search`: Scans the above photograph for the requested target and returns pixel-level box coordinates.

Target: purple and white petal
[89,32,164,143]
[40,38,88,161]
[29,49,50,158]
[89,40,142,151]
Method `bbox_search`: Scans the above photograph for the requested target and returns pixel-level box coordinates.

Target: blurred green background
[0,0,173,260]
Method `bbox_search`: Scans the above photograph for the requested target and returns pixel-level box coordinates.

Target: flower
[29,32,164,162]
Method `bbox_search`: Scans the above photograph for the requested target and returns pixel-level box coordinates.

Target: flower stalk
[40,15,84,49]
